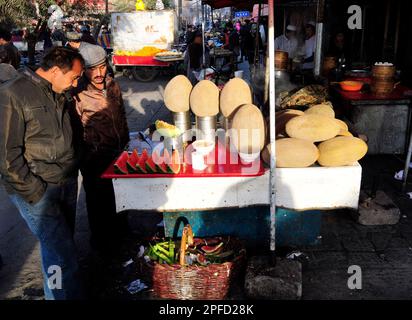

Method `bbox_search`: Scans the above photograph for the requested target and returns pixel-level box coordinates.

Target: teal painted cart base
[163,206,322,248]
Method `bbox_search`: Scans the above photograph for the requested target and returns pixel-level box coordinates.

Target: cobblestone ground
[1,75,412,300]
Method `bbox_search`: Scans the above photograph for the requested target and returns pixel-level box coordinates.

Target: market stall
[102,0,368,299]
[106,0,365,238]
[110,10,184,81]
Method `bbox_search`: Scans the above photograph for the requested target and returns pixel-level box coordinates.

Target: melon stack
[262,102,368,168]
[219,79,267,157]
[230,103,266,156]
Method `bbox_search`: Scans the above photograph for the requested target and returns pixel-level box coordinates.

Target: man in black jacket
[0,47,84,300]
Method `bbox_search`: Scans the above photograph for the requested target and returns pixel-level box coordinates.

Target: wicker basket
[140,224,246,300]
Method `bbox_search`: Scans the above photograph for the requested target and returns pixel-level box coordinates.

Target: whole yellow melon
[220,78,252,118]
[262,138,319,168]
[318,136,368,167]
[334,119,349,131]
[190,80,220,117]
[164,75,193,112]
[231,104,266,153]
[275,109,305,136]
[304,104,335,118]
[285,114,341,142]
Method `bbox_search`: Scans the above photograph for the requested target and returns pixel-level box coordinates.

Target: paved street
[1,74,412,300]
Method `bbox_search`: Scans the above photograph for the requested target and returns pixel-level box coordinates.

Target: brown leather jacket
[71,75,129,162]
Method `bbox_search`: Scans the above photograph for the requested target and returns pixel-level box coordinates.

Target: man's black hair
[0,28,12,42]
[40,46,85,73]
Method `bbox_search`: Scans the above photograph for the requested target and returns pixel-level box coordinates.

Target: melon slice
[317,136,368,167]
[164,149,181,174]
[114,151,129,174]
[152,150,168,173]
[189,80,220,117]
[201,242,224,254]
[145,156,157,173]
[136,149,149,173]
[285,114,341,143]
[126,149,140,173]
[220,78,252,118]
[230,104,266,153]
[304,104,335,118]
[164,75,193,112]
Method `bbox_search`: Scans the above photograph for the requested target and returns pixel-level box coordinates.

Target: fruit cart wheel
[132,67,159,82]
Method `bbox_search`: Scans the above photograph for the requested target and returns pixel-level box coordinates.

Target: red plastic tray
[102,143,265,179]
[112,55,170,66]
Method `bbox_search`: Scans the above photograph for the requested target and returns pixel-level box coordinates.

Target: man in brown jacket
[71,43,130,251]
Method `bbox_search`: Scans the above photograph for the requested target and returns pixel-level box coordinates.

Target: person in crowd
[11,30,23,42]
[275,24,298,60]
[185,32,209,84]
[38,21,53,54]
[0,28,21,69]
[97,25,112,50]
[70,43,130,252]
[0,47,85,300]
[185,25,194,44]
[48,4,66,45]
[240,19,254,62]
[301,21,317,71]
[226,22,240,58]
[0,44,21,276]
[328,31,350,65]
[80,25,96,45]
[236,20,241,33]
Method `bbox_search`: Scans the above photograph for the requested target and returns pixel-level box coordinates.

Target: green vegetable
[158,242,170,248]
[169,239,175,261]
[155,251,173,264]
[154,244,171,257]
